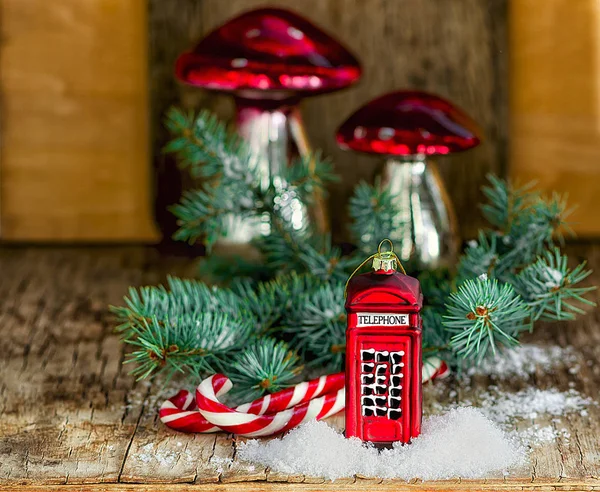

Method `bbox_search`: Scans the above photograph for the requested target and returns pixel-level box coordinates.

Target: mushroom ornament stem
[382,156,458,267]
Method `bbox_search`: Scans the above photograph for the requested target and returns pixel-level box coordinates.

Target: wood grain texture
[0,0,159,241]
[149,0,508,242]
[1,244,600,489]
[510,0,600,236]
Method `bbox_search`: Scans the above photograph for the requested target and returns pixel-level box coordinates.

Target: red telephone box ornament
[345,239,423,445]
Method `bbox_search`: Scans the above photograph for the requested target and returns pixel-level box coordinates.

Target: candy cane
[196,374,345,437]
[160,358,449,436]
[159,372,345,434]
[423,356,450,382]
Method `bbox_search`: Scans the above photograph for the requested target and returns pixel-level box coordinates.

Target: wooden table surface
[1,245,600,491]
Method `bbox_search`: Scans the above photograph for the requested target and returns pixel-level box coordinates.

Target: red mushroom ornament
[176,7,361,244]
[337,91,481,267]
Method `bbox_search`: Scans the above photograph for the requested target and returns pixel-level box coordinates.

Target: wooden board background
[510,0,600,237]
[0,0,158,241]
[149,0,509,242]
[4,0,598,241]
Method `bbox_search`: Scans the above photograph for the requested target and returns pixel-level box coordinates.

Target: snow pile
[432,386,594,447]
[467,344,577,379]
[238,407,525,481]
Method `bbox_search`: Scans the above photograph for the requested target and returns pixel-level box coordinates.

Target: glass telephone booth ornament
[344,240,423,445]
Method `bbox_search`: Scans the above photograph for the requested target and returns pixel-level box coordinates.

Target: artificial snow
[542,267,564,289]
[509,425,570,447]
[135,442,197,467]
[466,344,577,379]
[238,385,596,480]
[238,407,525,481]
[428,385,595,448]
[478,387,593,424]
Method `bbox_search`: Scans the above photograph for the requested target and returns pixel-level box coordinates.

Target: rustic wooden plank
[148,0,508,241]
[0,247,190,485]
[1,245,600,489]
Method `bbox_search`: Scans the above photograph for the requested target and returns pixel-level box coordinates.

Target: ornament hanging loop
[378,238,394,256]
[344,239,407,298]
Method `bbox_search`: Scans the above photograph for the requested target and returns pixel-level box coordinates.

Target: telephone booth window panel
[357,336,411,427]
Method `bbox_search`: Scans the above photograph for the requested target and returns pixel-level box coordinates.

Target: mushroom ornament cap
[176,7,361,96]
[336,91,482,156]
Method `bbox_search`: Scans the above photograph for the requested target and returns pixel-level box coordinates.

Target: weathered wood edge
[3,478,600,491]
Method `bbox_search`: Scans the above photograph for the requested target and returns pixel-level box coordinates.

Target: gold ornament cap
[344,239,406,298]
[372,239,398,272]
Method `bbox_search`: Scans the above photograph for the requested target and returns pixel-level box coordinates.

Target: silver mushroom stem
[381,155,459,268]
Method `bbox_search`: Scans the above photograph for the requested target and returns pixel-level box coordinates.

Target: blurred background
[1,0,598,244]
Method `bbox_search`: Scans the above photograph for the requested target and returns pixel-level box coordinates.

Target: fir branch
[223,337,303,403]
[443,278,531,363]
[230,278,283,333]
[529,192,574,243]
[513,248,596,321]
[170,185,256,248]
[114,104,598,384]
[123,312,253,381]
[457,232,500,283]
[164,107,256,181]
[254,229,306,273]
[256,230,357,281]
[111,276,246,336]
[349,179,403,252]
[281,281,347,370]
[480,174,536,232]
[500,217,554,274]
[164,108,263,250]
[279,152,338,197]
[166,109,340,252]
[296,237,359,282]
[274,271,333,306]
[460,177,575,285]
[110,276,254,370]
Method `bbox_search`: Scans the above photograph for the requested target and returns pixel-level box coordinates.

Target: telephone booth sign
[344,241,423,445]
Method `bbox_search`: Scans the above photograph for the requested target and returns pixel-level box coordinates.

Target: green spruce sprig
[349,179,402,253]
[122,312,253,381]
[224,338,303,403]
[281,281,347,370]
[513,248,595,321]
[444,278,531,363]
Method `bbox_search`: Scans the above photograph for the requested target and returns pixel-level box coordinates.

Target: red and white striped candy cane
[423,356,451,382]
[159,372,345,434]
[159,389,216,433]
[196,374,345,437]
[160,357,449,436]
